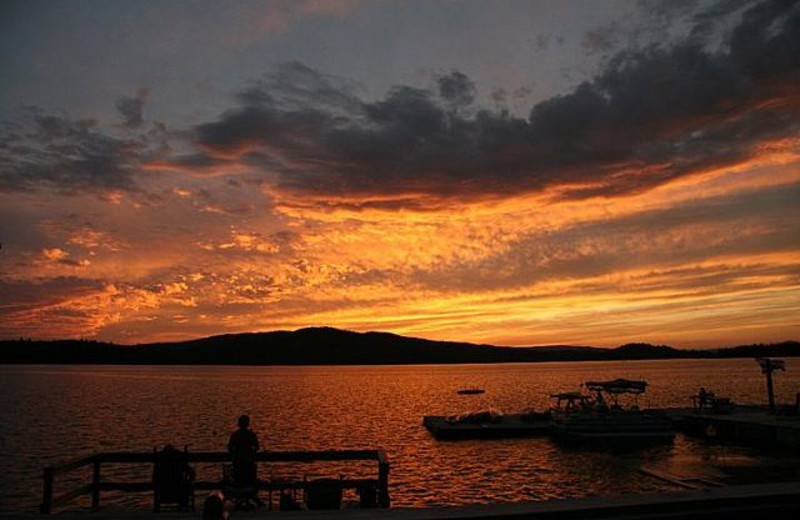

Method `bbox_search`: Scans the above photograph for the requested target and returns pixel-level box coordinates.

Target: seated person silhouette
[698,387,708,409]
[227,415,264,508]
[153,444,195,511]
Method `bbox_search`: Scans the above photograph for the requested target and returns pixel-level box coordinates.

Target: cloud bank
[160,0,800,206]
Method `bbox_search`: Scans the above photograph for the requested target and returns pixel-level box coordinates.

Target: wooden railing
[41,449,390,513]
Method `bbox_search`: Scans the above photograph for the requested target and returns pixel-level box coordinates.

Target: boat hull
[552,410,675,442]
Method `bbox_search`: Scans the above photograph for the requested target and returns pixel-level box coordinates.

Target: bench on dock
[40,449,390,514]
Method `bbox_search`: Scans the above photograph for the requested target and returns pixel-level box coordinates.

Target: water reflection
[0,359,797,513]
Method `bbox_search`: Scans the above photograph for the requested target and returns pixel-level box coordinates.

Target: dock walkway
[6,482,800,520]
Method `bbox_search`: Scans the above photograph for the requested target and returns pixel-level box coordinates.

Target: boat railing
[40,449,390,514]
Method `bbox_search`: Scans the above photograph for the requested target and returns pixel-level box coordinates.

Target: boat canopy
[549,392,590,400]
[584,379,648,395]
[549,391,592,411]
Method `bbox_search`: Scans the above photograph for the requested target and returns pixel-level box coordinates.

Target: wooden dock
[667,407,800,448]
[6,482,800,520]
[38,450,390,515]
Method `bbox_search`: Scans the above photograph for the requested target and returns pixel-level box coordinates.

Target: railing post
[41,467,54,514]
[378,459,390,508]
[92,457,101,510]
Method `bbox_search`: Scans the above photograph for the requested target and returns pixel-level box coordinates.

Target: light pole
[756,358,785,414]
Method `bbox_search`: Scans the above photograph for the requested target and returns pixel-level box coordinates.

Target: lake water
[1,359,799,514]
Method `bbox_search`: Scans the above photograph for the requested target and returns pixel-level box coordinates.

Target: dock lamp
[756,358,785,414]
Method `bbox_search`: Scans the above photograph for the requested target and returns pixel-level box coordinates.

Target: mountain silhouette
[0,327,797,365]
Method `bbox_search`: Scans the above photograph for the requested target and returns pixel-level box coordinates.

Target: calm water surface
[1,359,799,513]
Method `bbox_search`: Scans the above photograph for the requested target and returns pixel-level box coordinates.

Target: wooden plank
[97,452,158,463]
[100,450,383,463]
[76,449,385,465]
[50,454,97,476]
[97,478,379,492]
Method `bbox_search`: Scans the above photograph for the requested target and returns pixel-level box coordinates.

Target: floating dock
[425,405,800,447]
[423,414,551,440]
[667,407,800,448]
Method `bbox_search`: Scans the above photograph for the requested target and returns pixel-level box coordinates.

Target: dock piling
[378,457,391,508]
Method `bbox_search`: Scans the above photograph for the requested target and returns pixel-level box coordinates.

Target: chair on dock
[357,481,379,508]
[152,445,195,512]
[305,476,343,510]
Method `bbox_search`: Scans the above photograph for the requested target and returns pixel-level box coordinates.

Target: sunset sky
[1,0,798,347]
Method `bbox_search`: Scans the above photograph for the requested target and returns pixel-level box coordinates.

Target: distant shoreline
[1,327,797,365]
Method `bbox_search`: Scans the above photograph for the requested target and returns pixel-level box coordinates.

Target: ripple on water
[1,359,798,513]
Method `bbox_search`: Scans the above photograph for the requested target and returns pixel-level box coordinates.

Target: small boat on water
[457,387,486,395]
[424,378,674,442]
[423,409,551,440]
[550,379,674,442]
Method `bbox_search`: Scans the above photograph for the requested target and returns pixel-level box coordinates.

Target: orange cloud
[41,248,69,261]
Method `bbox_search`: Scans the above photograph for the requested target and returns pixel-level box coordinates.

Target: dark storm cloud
[684,0,764,44]
[728,0,800,78]
[536,44,747,135]
[0,110,156,194]
[581,23,620,55]
[155,153,230,170]
[437,71,476,111]
[171,1,800,203]
[116,87,150,129]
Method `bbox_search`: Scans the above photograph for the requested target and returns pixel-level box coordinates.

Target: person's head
[237,414,250,429]
[203,492,227,520]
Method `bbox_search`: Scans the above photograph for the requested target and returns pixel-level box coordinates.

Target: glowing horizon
[1,1,799,349]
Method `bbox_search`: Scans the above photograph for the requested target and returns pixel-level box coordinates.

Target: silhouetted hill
[0,328,797,365]
[610,343,684,359]
[702,341,800,358]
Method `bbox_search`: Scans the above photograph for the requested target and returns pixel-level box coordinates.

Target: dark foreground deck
[7,481,800,520]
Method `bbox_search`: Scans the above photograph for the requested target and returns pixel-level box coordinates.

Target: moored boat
[550,379,674,442]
